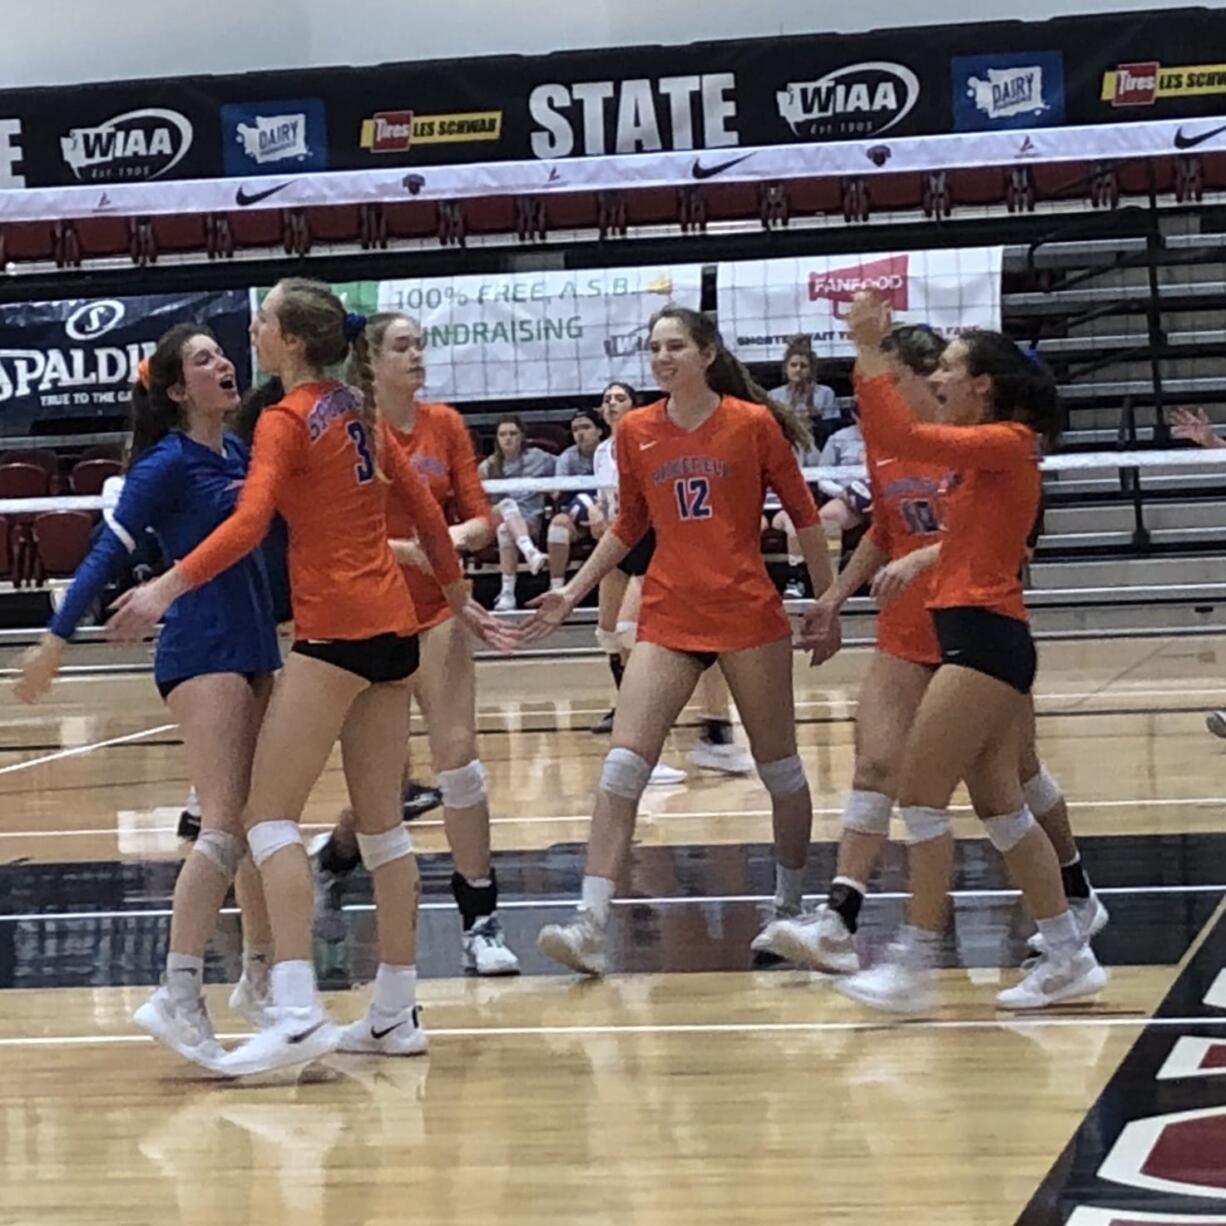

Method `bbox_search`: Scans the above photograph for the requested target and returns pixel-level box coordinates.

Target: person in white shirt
[546,409,603,591]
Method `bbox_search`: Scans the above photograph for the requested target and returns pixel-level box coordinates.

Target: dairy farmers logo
[60,108,193,182]
[777,62,919,140]
[65,300,126,341]
[222,98,326,176]
[808,254,910,319]
[951,52,1065,131]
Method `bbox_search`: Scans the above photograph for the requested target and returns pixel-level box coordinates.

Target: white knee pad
[843,789,893,837]
[496,522,512,548]
[496,497,519,522]
[757,754,808,797]
[983,806,1036,853]
[547,522,573,546]
[247,819,304,867]
[615,619,637,651]
[356,824,415,871]
[599,747,653,801]
[194,829,244,879]
[1022,767,1063,817]
[438,760,487,810]
[595,626,621,654]
[901,805,950,845]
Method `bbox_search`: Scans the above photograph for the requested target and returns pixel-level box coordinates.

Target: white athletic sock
[500,573,516,595]
[775,863,805,912]
[270,959,317,1010]
[1035,910,1082,959]
[372,963,417,1015]
[897,924,942,969]
[166,952,204,999]
[787,554,802,568]
[580,875,616,928]
[550,577,565,591]
[516,535,535,555]
[185,787,201,817]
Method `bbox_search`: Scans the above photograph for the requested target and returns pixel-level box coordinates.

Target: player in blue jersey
[15,323,283,1070]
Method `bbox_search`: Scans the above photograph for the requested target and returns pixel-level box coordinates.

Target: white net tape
[0,448,1221,515]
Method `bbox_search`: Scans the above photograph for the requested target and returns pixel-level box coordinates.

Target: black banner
[0,291,251,433]
[0,7,1224,190]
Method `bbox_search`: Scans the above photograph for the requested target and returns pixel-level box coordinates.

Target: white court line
[1,1013,1224,1049]
[4,793,1226,840]
[0,724,177,777]
[0,883,1220,925]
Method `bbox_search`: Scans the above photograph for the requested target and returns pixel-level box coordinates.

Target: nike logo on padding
[371,1021,406,1040]
[639,440,659,450]
[235,182,291,207]
[1174,123,1226,150]
[287,1020,326,1045]
[691,154,753,180]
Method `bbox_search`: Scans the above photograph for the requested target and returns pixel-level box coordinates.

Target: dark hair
[485,414,525,479]
[651,306,812,451]
[881,324,948,378]
[127,323,216,467]
[780,335,815,386]
[602,380,638,406]
[571,408,603,436]
[234,377,285,445]
[962,330,1062,450]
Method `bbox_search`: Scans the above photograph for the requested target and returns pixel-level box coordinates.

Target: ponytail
[346,324,386,481]
[963,330,1062,451]
[126,322,212,468]
[652,305,812,452]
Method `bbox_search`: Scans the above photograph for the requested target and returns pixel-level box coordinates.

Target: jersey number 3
[673,477,712,521]
[347,420,375,485]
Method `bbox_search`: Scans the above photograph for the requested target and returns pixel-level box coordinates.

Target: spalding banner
[0,290,250,433]
[716,247,1004,362]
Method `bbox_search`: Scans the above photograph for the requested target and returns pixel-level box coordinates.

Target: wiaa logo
[65,299,126,341]
[60,109,193,182]
[777,62,919,140]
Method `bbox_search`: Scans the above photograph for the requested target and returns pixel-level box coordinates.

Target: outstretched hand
[105,578,174,643]
[1169,406,1219,449]
[846,291,893,353]
[459,597,522,654]
[520,587,576,645]
[13,637,64,704]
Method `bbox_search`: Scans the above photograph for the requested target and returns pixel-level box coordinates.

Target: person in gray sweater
[546,408,603,590]
[478,415,557,611]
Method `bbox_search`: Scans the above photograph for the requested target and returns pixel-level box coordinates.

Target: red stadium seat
[32,511,93,579]
[0,463,50,585]
[0,514,10,579]
[526,435,561,456]
[0,449,57,477]
[79,444,124,464]
[70,458,123,496]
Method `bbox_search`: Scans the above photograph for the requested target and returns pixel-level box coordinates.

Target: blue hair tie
[1022,341,1042,367]
[343,311,368,342]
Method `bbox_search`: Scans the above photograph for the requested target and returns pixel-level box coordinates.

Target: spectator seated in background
[768,412,869,598]
[478,414,557,611]
[547,408,603,591]
[768,335,846,449]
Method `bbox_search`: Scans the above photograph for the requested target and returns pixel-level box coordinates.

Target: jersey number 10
[347,420,376,485]
[673,477,712,521]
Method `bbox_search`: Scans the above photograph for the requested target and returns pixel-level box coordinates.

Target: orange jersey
[384,401,490,631]
[612,396,818,653]
[177,381,462,640]
[857,373,1039,623]
[863,439,947,665]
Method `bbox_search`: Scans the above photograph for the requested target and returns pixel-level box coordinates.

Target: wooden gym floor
[2,635,1226,1224]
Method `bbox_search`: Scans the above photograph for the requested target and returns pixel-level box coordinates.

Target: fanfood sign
[717,247,1004,362]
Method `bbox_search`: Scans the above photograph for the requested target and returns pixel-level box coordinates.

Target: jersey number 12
[673,477,712,521]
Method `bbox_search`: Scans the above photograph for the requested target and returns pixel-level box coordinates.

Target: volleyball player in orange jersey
[108,278,515,1075]
[830,293,1106,1013]
[522,305,840,975]
[769,326,1106,973]
[309,311,520,976]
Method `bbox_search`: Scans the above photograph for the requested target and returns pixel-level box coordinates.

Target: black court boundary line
[1015,906,1226,1224]
[0,701,1220,757]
